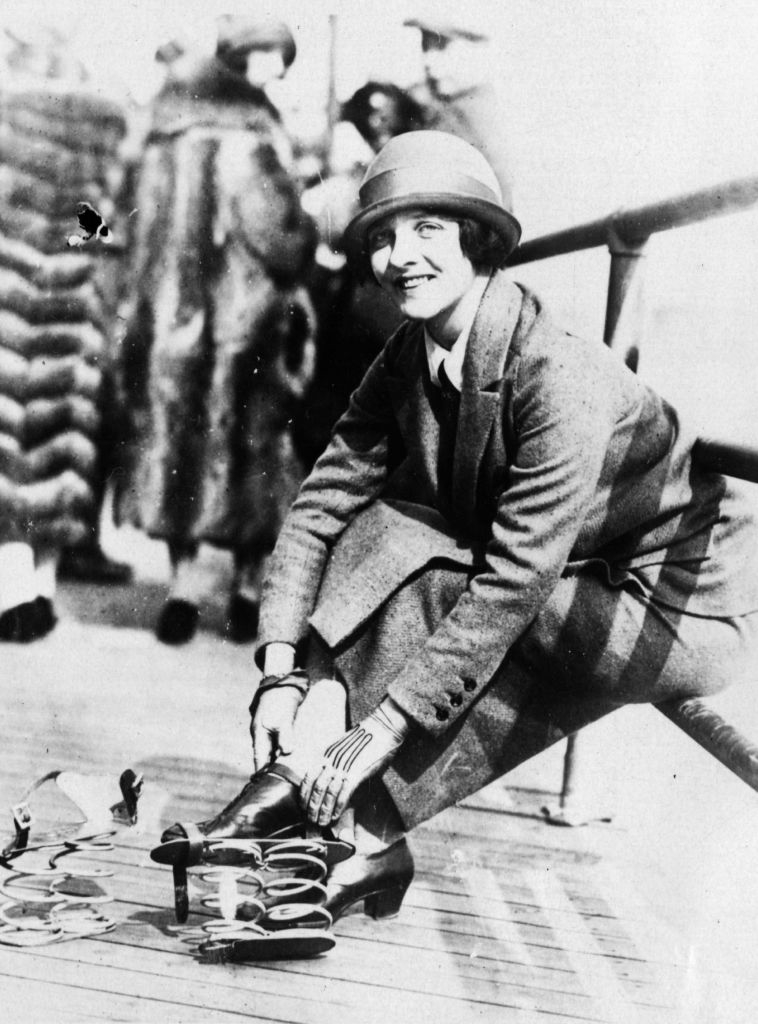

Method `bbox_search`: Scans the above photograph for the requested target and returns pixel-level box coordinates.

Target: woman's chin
[393,295,439,321]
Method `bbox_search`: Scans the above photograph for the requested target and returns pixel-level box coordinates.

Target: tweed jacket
[257,270,758,736]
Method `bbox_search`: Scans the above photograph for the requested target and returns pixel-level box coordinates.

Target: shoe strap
[261,763,302,788]
[180,821,206,862]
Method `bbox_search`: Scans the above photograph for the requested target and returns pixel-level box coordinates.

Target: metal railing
[510,173,758,814]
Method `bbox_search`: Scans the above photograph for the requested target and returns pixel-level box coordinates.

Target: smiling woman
[367,214,479,345]
[155,129,758,940]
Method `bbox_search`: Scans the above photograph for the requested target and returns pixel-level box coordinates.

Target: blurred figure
[340,81,424,154]
[404,16,514,200]
[0,24,127,641]
[115,14,316,646]
[296,82,423,467]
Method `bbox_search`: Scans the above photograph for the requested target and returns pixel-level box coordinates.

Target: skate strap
[2,768,142,862]
[198,927,335,963]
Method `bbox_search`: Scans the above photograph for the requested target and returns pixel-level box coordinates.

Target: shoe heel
[363,883,408,920]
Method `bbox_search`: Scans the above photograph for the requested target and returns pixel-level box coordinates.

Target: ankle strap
[260,762,303,787]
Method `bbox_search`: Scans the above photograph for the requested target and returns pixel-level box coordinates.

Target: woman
[116,15,316,645]
[0,24,126,641]
[159,131,758,923]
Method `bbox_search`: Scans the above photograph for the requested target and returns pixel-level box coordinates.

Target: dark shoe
[58,545,133,585]
[160,763,305,846]
[324,837,414,923]
[33,596,57,636]
[226,594,259,644]
[0,601,47,643]
[155,599,199,645]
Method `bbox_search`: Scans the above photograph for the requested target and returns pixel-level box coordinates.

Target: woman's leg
[329,564,758,832]
[227,546,270,644]
[0,541,47,642]
[34,546,59,634]
[156,540,201,644]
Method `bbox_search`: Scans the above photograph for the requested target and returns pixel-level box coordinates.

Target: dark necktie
[435,360,460,509]
[437,359,460,425]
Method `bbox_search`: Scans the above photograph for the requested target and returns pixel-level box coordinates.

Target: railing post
[547,225,649,827]
[603,222,649,369]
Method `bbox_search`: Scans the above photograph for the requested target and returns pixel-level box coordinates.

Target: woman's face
[368,210,477,340]
[365,91,403,152]
[245,49,285,87]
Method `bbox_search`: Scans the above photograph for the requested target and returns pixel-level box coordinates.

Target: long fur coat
[0,79,125,546]
[115,64,317,554]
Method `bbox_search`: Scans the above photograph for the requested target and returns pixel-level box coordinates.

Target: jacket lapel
[452,272,524,527]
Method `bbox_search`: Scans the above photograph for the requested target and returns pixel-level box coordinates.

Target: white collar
[424,275,489,391]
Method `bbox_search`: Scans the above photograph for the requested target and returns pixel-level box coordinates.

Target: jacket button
[450,694,463,707]
[435,708,450,722]
[462,678,477,692]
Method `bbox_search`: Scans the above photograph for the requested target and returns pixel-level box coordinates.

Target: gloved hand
[299,699,410,827]
[250,673,308,771]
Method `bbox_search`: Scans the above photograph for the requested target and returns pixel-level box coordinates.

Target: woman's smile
[394,272,435,291]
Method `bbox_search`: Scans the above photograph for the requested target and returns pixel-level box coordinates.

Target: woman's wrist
[262,642,297,676]
[377,696,412,738]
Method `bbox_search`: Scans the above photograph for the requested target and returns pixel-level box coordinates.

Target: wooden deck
[1,528,757,1023]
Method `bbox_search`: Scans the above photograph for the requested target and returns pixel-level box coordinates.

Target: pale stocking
[0,542,36,611]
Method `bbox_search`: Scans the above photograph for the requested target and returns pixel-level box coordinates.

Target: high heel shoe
[34,597,57,636]
[226,594,259,644]
[159,763,305,847]
[0,600,49,642]
[155,599,199,645]
[324,837,414,923]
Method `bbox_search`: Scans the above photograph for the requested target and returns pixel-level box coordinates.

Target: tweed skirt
[308,554,758,831]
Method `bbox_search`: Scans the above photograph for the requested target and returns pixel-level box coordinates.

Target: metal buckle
[11,802,33,831]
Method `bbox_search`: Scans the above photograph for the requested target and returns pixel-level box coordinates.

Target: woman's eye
[368,232,391,251]
[417,222,442,237]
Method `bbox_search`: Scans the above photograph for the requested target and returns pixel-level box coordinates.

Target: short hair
[352,212,511,283]
[457,217,513,272]
[340,82,424,145]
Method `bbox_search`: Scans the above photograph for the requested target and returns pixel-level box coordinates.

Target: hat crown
[344,130,521,268]
[215,14,296,67]
[359,131,502,206]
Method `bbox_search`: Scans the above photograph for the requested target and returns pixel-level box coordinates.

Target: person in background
[160,131,758,929]
[403,15,514,201]
[296,82,423,468]
[115,14,316,646]
[0,23,127,640]
[339,81,424,155]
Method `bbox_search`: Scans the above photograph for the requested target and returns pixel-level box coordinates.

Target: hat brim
[343,192,521,269]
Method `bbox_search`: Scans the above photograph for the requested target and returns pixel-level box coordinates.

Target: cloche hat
[343,131,521,268]
[216,14,296,69]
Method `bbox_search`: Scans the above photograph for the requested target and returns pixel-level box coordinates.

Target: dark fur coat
[0,79,126,545]
[115,63,316,552]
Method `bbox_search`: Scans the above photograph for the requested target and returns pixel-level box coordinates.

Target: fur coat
[115,63,316,553]
[0,79,125,546]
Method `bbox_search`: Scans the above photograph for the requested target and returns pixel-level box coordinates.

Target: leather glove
[299,700,410,827]
[250,674,308,771]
